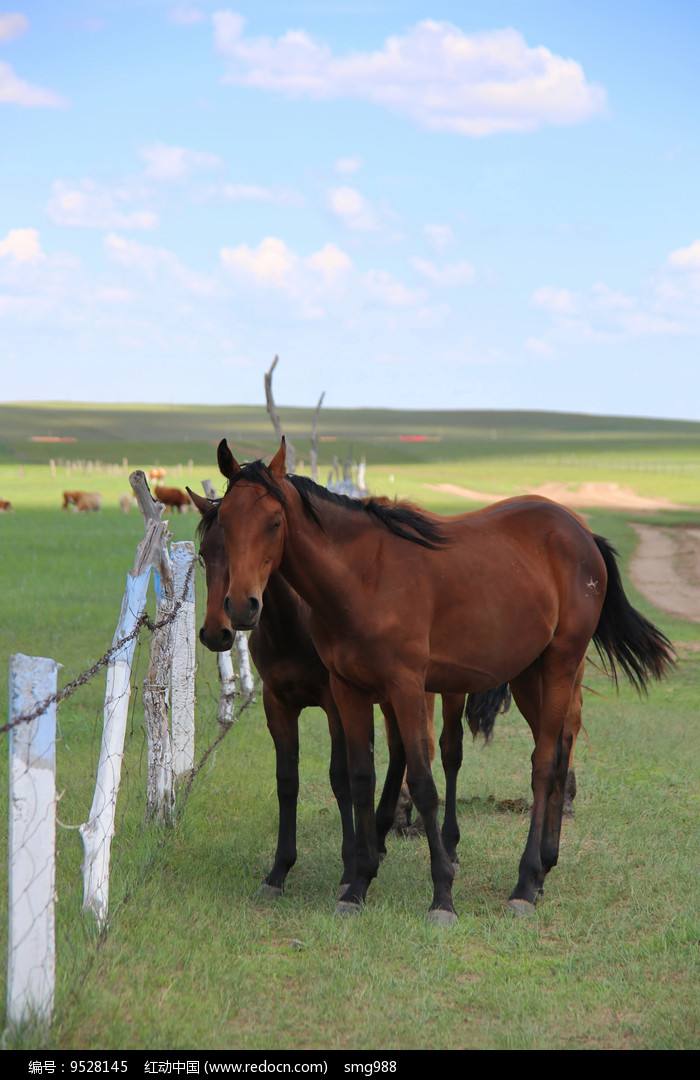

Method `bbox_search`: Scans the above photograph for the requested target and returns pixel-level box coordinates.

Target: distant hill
[1,401,699,466]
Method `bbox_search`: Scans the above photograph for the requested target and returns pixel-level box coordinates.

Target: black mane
[196,499,221,543]
[210,459,447,549]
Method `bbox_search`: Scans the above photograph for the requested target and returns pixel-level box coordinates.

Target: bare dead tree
[264,355,296,473]
[310,391,325,481]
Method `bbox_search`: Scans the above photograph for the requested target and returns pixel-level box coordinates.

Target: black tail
[466,684,512,742]
[592,534,675,693]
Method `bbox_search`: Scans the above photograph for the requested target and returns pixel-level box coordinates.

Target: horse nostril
[223,596,232,617]
[248,597,260,616]
[199,627,207,645]
[220,628,234,649]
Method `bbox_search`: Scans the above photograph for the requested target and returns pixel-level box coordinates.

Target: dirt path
[630,524,700,623]
[427,480,692,512]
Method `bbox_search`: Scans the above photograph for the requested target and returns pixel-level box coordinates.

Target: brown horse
[189,485,507,895]
[215,439,674,922]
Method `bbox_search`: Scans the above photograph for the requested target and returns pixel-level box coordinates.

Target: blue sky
[1,1,699,417]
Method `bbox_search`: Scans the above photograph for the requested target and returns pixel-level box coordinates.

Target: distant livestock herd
[0,472,193,515]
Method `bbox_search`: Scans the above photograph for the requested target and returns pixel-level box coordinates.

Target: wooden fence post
[171,541,196,778]
[80,472,165,927]
[7,653,59,1029]
[235,633,255,700]
[217,651,237,726]
[143,542,175,822]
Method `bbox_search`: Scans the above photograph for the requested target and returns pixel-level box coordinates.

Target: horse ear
[186,487,211,515]
[217,439,240,481]
[268,436,287,479]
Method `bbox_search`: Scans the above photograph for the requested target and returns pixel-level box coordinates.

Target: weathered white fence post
[235,633,255,700]
[201,478,218,500]
[217,651,237,726]
[7,654,59,1029]
[80,471,165,927]
[170,541,196,778]
[143,542,175,822]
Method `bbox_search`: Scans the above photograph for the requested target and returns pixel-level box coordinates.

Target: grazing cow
[154,485,191,513]
[0,499,12,512]
[63,490,101,512]
[75,492,102,512]
[119,494,136,513]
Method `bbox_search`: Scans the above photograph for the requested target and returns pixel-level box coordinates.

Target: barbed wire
[1,560,195,736]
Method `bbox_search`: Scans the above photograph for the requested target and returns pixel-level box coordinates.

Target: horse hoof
[335,900,362,917]
[337,882,351,900]
[507,898,536,917]
[562,802,575,818]
[256,882,283,901]
[427,908,458,927]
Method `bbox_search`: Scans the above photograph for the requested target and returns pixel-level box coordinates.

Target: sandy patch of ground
[630,524,700,623]
[427,480,692,512]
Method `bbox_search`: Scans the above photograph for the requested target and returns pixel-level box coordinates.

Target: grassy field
[0,403,699,1050]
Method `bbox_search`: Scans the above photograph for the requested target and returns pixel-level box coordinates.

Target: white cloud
[532,275,690,349]
[334,156,362,175]
[0,227,44,263]
[591,282,635,310]
[0,15,65,106]
[48,180,158,230]
[412,257,474,287]
[306,243,352,281]
[220,236,297,288]
[140,142,221,181]
[424,224,454,252]
[220,182,302,206]
[364,270,423,308]
[532,286,578,314]
[105,233,216,295]
[0,13,28,41]
[0,60,64,107]
[213,14,605,136]
[327,186,377,231]
[668,239,700,271]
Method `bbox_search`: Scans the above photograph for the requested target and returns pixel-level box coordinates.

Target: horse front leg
[321,690,356,895]
[329,675,378,915]
[259,687,300,897]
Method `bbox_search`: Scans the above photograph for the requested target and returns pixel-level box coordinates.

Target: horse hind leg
[542,661,584,867]
[391,684,456,923]
[562,670,583,817]
[509,649,581,912]
[376,703,407,852]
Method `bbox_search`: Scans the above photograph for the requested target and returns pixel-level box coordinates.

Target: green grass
[1,403,699,1049]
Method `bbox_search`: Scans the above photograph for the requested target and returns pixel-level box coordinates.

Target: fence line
[4,468,257,1032]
